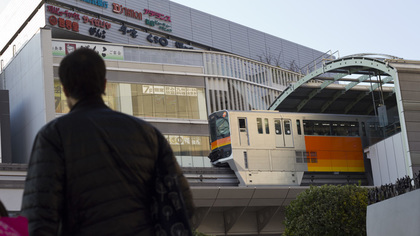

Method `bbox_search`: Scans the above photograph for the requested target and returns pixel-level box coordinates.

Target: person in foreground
[21,48,194,235]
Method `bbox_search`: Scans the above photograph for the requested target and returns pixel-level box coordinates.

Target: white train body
[208,110,373,186]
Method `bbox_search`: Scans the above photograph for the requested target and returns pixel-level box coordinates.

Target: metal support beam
[345,74,371,91]
[191,207,212,230]
[321,90,345,112]
[369,76,393,92]
[223,207,246,234]
[296,73,347,112]
[344,92,368,114]
[365,88,396,115]
[268,57,397,111]
[256,206,281,233]
[296,89,319,112]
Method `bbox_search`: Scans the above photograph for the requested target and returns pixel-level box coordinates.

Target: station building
[2,1,420,234]
[0,0,328,164]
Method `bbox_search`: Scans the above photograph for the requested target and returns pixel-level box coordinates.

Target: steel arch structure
[268,56,420,181]
[268,56,397,114]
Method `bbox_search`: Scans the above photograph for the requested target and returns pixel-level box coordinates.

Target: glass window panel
[284,120,291,135]
[257,118,263,134]
[153,94,165,118]
[264,118,269,134]
[239,118,246,129]
[191,136,201,156]
[103,83,119,111]
[275,120,282,135]
[165,95,177,118]
[131,84,143,116]
[54,80,70,113]
[179,136,192,156]
[55,80,206,121]
[143,94,154,117]
[177,96,189,119]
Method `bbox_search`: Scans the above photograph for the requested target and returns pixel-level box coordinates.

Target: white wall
[0,2,45,67]
[366,133,408,186]
[0,189,23,212]
[3,29,54,163]
[367,190,420,236]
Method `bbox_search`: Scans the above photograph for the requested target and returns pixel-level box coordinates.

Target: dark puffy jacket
[21,97,194,236]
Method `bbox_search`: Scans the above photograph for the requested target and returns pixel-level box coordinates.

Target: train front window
[216,118,230,138]
[209,112,230,142]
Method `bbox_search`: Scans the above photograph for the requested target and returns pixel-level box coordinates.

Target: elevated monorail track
[182,167,239,186]
[1,164,369,189]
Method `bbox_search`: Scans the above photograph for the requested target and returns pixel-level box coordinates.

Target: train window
[320,122,331,135]
[275,120,282,135]
[296,120,302,135]
[239,118,247,132]
[331,122,359,136]
[244,151,248,169]
[303,121,313,135]
[216,118,230,137]
[284,120,291,135]
[264,118,270,134]
[295,151,303,163]
[304,120,360,136]
[362,122,366,137]
[257,118,263,134]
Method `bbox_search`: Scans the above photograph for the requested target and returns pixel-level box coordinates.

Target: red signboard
[49,15,79,32]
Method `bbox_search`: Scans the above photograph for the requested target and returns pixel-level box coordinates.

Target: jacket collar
[70,96,108,113]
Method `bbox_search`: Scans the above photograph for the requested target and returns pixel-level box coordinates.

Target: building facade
[0,0,328,164]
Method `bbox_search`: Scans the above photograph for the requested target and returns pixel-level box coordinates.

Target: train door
[274,118,294,148]
[238,117,249,146]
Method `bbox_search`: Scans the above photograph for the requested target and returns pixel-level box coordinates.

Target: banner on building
[52,41,124,60]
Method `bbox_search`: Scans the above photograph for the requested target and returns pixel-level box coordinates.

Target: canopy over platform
[268,55,398,115]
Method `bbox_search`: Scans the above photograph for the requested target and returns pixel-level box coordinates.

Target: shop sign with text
[112,3,142,20]
[144,9,172,32]
[47,5,80,32]
[80,0,108,8]
[146,34,168,46]
[52,41,124,60]
[82,16,112,39]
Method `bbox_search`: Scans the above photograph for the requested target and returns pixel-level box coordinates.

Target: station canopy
[268,54,399,116]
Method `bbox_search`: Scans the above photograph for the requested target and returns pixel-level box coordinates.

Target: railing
[299,50,339,76]
[367,170,420,205]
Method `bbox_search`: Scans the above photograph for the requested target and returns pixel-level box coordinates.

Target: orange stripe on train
[305,136,365,172]
[211,136,231,150]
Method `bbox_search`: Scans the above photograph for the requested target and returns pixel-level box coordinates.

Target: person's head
[58,47,106,101]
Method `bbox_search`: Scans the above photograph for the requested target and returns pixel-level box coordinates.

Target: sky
[1,0,419,60]
[170,0,420,60]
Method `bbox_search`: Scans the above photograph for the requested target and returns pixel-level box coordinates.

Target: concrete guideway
[0,163,308,235]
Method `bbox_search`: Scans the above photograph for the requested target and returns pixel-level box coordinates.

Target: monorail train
[208,110,375,186]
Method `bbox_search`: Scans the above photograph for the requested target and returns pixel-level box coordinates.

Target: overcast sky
[1,0,418,60]
[170,0,419,60]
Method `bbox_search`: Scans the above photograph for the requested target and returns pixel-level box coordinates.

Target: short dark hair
[59,47,106,100]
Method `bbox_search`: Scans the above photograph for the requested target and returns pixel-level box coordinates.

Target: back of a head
[59,48,106,100]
